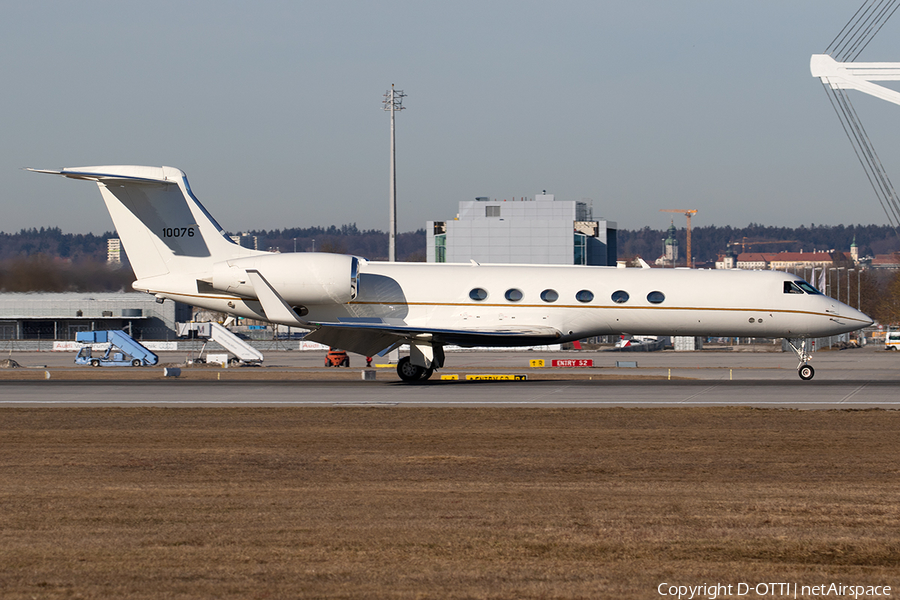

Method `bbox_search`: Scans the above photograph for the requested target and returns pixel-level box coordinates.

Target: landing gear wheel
[798,364,815,381]
[397,356,424,382]
[131,359,142,367]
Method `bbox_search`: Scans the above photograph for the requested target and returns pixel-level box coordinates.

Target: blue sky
[4,1,900,235]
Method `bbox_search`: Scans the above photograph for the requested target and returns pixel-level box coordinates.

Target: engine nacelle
[211,253,358,306]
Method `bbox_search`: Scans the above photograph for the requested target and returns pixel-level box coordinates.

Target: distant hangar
[0,292,190,342]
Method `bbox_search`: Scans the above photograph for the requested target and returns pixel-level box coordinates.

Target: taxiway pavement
[1,346,898,408]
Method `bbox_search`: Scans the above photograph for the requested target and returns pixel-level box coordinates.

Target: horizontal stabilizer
[26,166,173,184]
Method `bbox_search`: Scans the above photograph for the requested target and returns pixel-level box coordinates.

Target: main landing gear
[396,342,444,382]
[785,338,815,381]
[397,356,435,382]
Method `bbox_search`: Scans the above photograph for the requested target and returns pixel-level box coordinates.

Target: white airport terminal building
[426,194,617,266]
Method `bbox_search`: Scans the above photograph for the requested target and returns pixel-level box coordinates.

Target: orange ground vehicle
[325,348,349,367]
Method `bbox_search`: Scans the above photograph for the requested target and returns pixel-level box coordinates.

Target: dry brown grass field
[1,407,899,599]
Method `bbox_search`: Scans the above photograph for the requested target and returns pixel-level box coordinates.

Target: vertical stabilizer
[29,165,263,282]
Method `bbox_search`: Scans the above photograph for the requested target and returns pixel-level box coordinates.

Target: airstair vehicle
[176,322,264,364]
[74,330,159,367]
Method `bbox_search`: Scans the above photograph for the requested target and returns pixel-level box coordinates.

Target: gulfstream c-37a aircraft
[30,165,872,381]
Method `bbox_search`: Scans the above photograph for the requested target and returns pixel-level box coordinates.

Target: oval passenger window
[611,290,629,304]
[647,291,665,304]
[469,288,488,301]
[575,290,594,303]
[505,289,523,302]
[540,289,559,302]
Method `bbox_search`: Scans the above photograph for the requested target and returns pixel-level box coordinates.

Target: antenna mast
[383,84,407,261]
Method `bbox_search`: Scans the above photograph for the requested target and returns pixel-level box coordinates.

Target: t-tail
[29,166,358,324]
[29,165,263,292]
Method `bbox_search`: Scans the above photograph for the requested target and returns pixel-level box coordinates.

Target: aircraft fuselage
[153,259,868,344]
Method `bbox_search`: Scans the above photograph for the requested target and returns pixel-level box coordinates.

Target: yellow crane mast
[659,209,698,268]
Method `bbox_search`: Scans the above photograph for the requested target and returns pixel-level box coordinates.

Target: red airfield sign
[551,359,593,368]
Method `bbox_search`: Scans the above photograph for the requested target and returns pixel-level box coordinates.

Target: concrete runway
[1,379,899,409]
[1,346,898,408]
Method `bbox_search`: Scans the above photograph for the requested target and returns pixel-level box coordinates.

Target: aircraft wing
[243,267,561,355]
[303,320,563,356]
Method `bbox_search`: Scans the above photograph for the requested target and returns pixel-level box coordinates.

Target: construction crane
[727,238,799,253]
[659,209,698,268]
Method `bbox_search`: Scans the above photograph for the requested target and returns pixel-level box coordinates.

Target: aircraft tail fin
[28,166,262,283]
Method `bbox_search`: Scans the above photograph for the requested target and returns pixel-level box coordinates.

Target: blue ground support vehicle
[74,330,159,367]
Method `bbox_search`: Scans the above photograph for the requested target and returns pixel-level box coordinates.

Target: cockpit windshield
[784,280,822,295]
[796,280,821,295]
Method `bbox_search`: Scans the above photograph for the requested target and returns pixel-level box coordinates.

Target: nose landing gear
[798,363,815,381]
[786,338,815,381]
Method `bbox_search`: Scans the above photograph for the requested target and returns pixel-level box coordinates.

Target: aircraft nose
[845,306,874,328]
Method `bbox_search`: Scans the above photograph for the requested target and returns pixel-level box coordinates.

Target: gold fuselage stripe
[145,290,868,325]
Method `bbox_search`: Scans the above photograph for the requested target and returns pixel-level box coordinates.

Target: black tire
[420,366,435,380]
[397,356,423,382]
[132,359,142,367]
[799,364,815,381]
[90,359,100,367]
[342,358,349,367]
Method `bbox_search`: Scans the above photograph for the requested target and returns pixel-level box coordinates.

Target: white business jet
[30,166,872,381]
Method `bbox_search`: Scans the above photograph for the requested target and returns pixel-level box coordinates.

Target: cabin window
[575,290,594,303]
[611,290,629,304]
[505,288,523,302]
[647,291,665,304]
[540,289,559,302]
[783,281,804,294]
[469,288,488,301]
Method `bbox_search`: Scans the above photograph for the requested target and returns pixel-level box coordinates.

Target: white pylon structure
[811,0,900,234]
[811,54,900,106]
[382,84,407,262]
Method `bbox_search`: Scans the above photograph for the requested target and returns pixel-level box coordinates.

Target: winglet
[245,269,309,327]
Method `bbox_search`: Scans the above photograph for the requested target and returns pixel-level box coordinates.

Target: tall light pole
[857,269,862,311]
[835,267,844,304]
[383,84,406,262]
[847,269,853,309]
